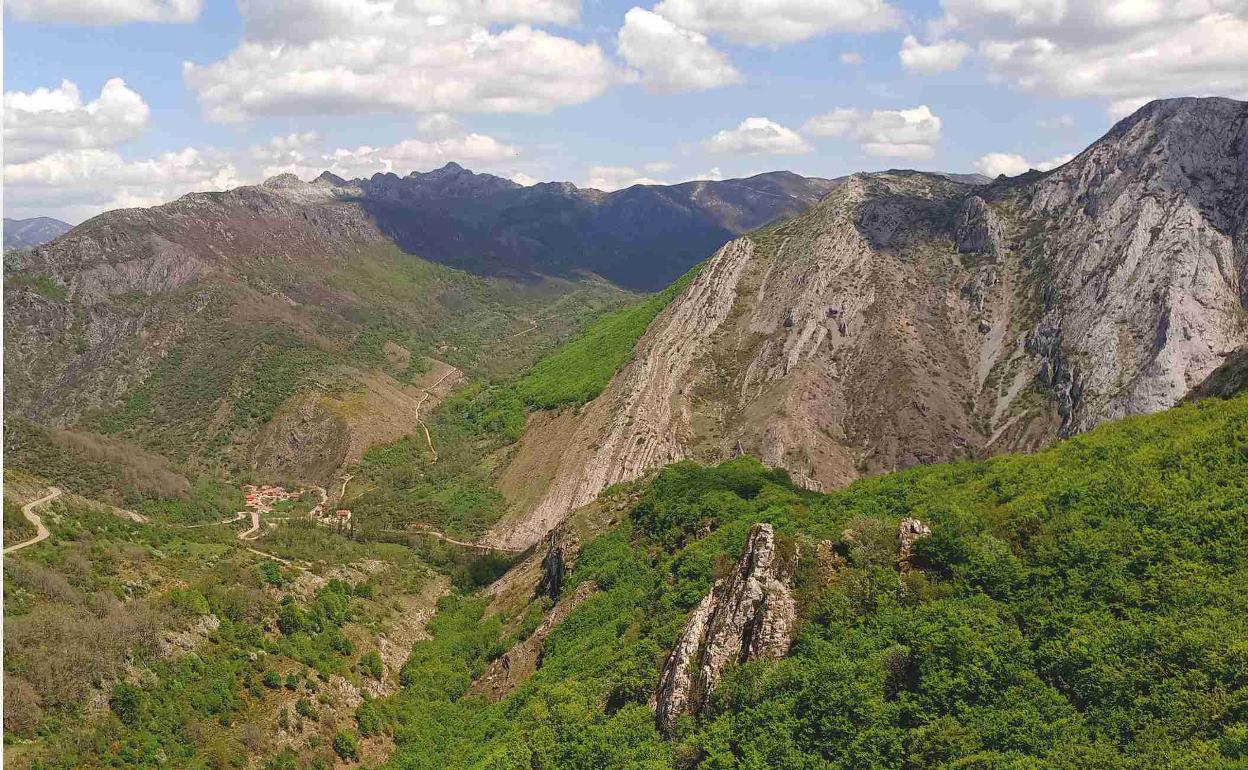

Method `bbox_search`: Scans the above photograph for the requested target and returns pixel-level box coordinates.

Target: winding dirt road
[239,511,262,540]
[4,487,62,555]
[414,365,461,463]
[403,526,524,554]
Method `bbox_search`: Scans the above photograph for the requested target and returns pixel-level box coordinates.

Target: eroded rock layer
[654,523,797,735]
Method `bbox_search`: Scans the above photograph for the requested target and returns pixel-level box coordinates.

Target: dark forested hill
[354,165,837,290]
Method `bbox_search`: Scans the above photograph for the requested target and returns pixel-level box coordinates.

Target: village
[240,483,352,532]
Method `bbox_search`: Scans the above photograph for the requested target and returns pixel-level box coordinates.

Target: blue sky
[5,0,1246,222]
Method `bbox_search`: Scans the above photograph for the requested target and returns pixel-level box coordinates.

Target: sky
[4,0,1247,223]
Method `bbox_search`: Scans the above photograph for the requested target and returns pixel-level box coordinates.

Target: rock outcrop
[897,517,932,572]
[468,580,597,701]
[536,531,568,601]
[654,524,797,735]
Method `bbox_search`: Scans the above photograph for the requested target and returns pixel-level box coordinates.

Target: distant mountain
[346,164,837,290]
[3,216,72,250]
[490,96,1248,548]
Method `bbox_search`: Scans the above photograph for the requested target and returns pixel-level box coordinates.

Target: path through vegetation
[3,487,61,554]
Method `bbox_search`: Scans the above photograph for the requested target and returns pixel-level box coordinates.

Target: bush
[332,729,360,761]
[109,682,143,726]
[360,650,383,680]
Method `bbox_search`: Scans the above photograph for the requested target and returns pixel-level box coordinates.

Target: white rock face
[1024,97,1248,434]
[653,523,797,735]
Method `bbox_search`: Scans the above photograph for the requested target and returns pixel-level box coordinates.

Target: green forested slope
[367,392,1248,770]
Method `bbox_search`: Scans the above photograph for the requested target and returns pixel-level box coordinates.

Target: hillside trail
[401,525,524,554]
[4,487,62,554]
[414,365,461,463]
[504,319,539,339]
[239,511,262,540]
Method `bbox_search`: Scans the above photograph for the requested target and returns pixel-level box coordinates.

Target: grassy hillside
[515,266,698,409]
[5,244,632,481]
[362,392,1248,769]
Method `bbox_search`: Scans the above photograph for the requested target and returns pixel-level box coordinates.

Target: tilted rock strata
[468,580,597,702]
[490,238,758,549]
[1020,97,1248,434]
[654,523,797,735]
[497,97,1248,549]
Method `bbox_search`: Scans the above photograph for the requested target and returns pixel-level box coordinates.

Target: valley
[3,97,1247,770]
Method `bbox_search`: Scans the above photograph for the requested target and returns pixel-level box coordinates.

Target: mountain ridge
[485,95,1248,548]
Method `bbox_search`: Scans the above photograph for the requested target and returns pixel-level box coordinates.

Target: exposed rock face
[491,238,758,548]
[496,97,1248,549]
[897,517,932,572]
[468,580,597,702]
[654,524,797,735]
[536,534,567,601]
[1023,97,1248,434]
[955,195,1004,257]
[1186,345,1248,401]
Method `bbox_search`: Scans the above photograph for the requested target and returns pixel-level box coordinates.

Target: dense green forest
[363,392,1248,770]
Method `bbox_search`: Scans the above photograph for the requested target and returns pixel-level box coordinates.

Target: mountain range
[3,96,1247,770]
[5,97,1247,545]
[488,96,1248,547]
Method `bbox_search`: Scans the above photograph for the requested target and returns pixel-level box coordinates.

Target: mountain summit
[489,96,1248,548]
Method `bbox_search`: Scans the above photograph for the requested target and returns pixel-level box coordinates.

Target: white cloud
[652,0,901,45]
[617,7,741,93]
[840,52,864,65]
[320,134,521,179]
[584,164,668,190]
[184,2,615,122]
[1037,114,1075,129]
[935,1,1248,111]
[703,117,812,155]
[415,112,461,137]
[974,151,1074,177]
[899,35,968,74]
[4,147,240,222]
[7,0,201,24]
[4,79,524,221]
[510,172,539,186]
[4,78,150,163]
[803,105,942,159]
[235,0,580,42]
